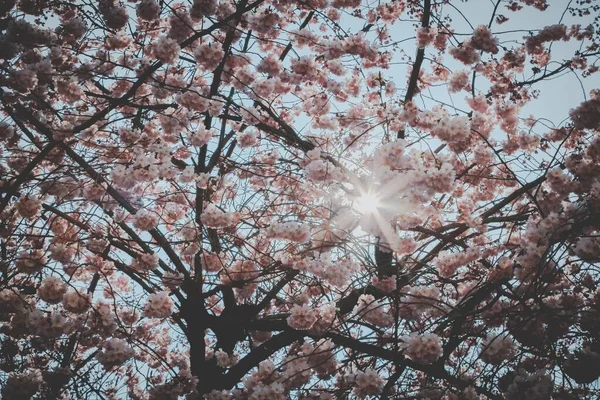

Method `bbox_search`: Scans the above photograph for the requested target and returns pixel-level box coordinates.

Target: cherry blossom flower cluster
[15,196,41,220]
[132,253,160,271]
[525,24,569,55]
[62,289,91,314]
[448,70,470,93]
[416,27,438,49]
[287,304,318,330]
[137,0,161,21]
[214,349,240,368]
[480,333,516,364]
[1,369,43,399]
[27,309,72,337]
[371,274,397,294]
[265,221,311,242]
[96,338,135,370]
[38,276,68,304]
[15,250,46,274]
[352,294,393,327]
[435,248,482,278]
[280,253,360,288]
[400,333,443,364]
[470,25,499,54]
[300,339,338,377]
[201,204,240,228]
[503,369,553,400]
[162,271,185,289]
[132,210,159,231]
[353,368,384,398]
[144,291,174,318]
[570,97,600,131]
[148,36,181,64]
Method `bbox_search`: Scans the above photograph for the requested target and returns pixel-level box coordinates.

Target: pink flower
[38,276,67,304]
[144,291,174,318]
[448,70,470,93]
[470,25,499,54]
[287,304,318,330]
[148,36,180,64]
[133,210,158,231]
[96,338,135,369]
[401,333,443,364]
[237,131,259,148]
[201,204,240,228]
[62,289,91,314]
[353,369,384,398]
[416,27,437,49]
[137,0,160,21]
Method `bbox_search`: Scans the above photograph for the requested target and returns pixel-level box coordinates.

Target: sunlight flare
[354,193,381,214]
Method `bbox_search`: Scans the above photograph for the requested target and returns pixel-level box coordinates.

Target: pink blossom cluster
[27,309,71,337]
[189,126,214,147]
[175,91,210,112]
[144,291,174,318]
[353,368,384,398]
[282,253,359,287]
[503,369,552,400]
[86,238,108,253]
[148,36,180,64]
[133,210,159,231]
[191,0,218,18]
[240,360,280,398]
[96,338,135,370]
[574,236,600,262]
[237,131,259,148]
[201,252,224,272]
[0,289,24,313]
[162,271,184,289]
[435,248,481,278]
[215,349,240,368]
[400,333,443,364]
[371,275,397,294]
[194,43,225,72]
[56,77,84,104]
[38,276,68,303]
[168,7,194,42]
[287,304,318,330]
[449,42,481,65]
[201,204,240,228]
[265,222,310,242]
[480,334,516,364]
[353,294,393,327]
[16,196,41,220]
[0,121,15,141]
[221,260,259,298]
[470,25,499,54]
[63,289,91,314]
[525,24,568,55]
[1,370,43,399]
[98,0,128,30]
[132,253,160,271]
[429,112,471,152]
[416,27,437,49]
[570,97,600,130]
[16,250,46,274]
[488,256,514,282]
[448,70,470,93]
[137,0,161,21]
[301,339,338,377]
[49,243,75,264]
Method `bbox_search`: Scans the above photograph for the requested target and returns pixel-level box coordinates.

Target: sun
[354,193,381,214]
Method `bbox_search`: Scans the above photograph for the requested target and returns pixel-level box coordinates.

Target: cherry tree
[1,0,600,398]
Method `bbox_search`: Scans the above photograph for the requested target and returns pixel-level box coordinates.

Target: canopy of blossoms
[1,0,600,398]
